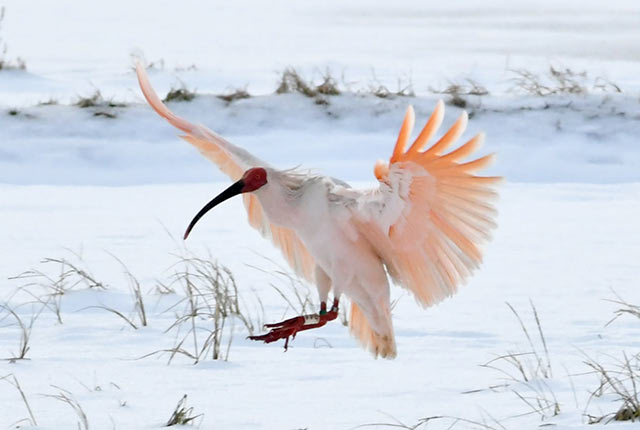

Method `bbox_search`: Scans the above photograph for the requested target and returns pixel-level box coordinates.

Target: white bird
[136,64,500,359]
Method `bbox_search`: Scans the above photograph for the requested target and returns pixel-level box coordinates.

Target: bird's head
[183,167,268,240]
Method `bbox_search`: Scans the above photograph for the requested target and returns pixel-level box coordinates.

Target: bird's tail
[349,302,397,359]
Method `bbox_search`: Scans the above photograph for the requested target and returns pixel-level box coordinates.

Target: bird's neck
[254,180,306,229]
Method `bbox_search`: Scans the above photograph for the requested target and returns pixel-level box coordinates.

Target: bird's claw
[248,326,299,350]
[248,308,338,351]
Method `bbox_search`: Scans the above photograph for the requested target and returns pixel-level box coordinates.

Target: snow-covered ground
[1,1,640,429]
[0,183,640,429]
[1,183,639,430]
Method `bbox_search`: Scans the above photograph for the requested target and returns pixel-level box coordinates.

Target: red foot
[249,300,338,350]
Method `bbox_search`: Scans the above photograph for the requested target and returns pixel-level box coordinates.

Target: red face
[182,167,268,239]
[241,167,268,192]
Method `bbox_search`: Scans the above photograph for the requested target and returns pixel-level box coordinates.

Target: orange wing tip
[423,110,468,157]
[407,100,445,155]
[390,105,415,163]
[374,159,390,181]
[452,153,496,173]
[390,100,471,163]
[380,101,501,183]
[473,175,504,184]
[434,132,486,166]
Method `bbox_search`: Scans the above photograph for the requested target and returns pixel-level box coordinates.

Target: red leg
[248,298,339,350]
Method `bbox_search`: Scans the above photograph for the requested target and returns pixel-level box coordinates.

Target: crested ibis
[136,64,500,358]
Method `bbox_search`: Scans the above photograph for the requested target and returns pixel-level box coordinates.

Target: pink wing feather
[357,101,501,307]
[136,64,315,282]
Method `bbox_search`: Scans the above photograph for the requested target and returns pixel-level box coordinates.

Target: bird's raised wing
[136,64,315,281]
[353,101,500,307]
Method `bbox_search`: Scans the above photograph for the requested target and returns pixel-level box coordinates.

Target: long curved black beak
[183,180,245,240]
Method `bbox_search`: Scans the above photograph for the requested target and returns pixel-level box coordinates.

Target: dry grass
[44,386,89,430]
[583,293,640,423]
[112,255,148,328]
[11,254,107,323]
[0,373,38,427]
[93,111,117,119]
[166,394,203,426]
[275,68,342,106]
[430,79,489,108]
[40,256,107,290]
[592,76,622,94]
[368,80,415,99]
[355,414,505,430]
[482,302,553,383]
[74,90,126,119]
[276,68,319,97]
[605,291,640,326]
[0,303,42,361]
[315,72,341,96]
[584,352,640,424]
[154,280,177,295]
[0,7,26,71]
[164,84,196,102]
[217,87,251,103]
[78,255,147,330]
[364,70,415,99]
[145,255,258,363]
[74,90,127,109]
[510,67,585,96]
[75,91,103,108]
[509,66,622,96]
[476,301,559,421]
[11,267,65,324]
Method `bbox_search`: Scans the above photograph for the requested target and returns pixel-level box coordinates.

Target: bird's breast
[255,179,371,274]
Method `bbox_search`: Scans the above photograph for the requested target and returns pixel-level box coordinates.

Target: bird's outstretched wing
[353,101,500,307]
[136,64,315,281]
